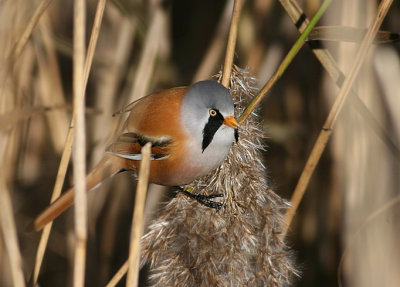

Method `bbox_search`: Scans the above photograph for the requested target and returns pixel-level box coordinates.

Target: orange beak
[223,116,238,129]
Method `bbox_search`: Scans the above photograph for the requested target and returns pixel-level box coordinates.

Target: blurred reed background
[0,0,399,286]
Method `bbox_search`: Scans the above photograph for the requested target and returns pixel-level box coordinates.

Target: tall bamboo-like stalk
[72,0,87,286]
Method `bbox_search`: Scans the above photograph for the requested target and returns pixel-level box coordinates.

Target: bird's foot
[175,187,224,210]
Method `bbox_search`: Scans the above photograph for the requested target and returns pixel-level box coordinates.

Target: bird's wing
[113,85,187,116]
[106,132,171,160]
[112,94,153,116]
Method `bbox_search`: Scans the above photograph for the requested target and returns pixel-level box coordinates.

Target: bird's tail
[29,155,127,231]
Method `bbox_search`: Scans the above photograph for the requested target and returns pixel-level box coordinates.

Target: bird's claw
[175,187,224,210]
[191,193,224,210]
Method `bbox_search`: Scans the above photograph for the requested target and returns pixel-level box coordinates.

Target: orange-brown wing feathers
[107,132,171,160]
[120,87,196,185]
[30,86,191,231]
[127,86,188,137]
[121,86,192,185]
[107,85,190,162]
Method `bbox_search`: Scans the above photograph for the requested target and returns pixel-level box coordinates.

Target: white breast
[184,125,235,178]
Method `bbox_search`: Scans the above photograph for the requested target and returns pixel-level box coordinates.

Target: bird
[30,80,238,231]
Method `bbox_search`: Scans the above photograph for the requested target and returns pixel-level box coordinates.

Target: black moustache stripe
[202,110,224,152]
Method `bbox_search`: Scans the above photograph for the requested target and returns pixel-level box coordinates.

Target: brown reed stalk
[221,0,242,88]
[126,143,151,287]
[282,0,394,236]
[0,180,26,287]
[72,0,87,286]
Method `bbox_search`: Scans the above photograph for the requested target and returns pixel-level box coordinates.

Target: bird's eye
[209,109,217,116]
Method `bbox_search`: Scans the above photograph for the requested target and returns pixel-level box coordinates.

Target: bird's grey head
[180,80,238,153]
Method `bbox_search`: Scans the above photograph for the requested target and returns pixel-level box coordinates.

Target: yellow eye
[209,109,217,116]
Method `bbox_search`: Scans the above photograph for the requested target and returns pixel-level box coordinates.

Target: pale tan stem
[83,0,107,89]
[106,260,128,287]
[126,143,152,287]
[221,0,242,88]
[72,0,87,286]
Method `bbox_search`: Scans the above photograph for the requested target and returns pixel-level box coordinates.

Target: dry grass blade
[221,0,242,88]
[282,0,394,236]
[72,0,87,286]
[0,180,26,287]
[126,143,151,287]
[106,260,128,287]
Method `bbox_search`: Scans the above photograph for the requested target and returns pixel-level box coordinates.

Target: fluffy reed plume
[141,66,297,286]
